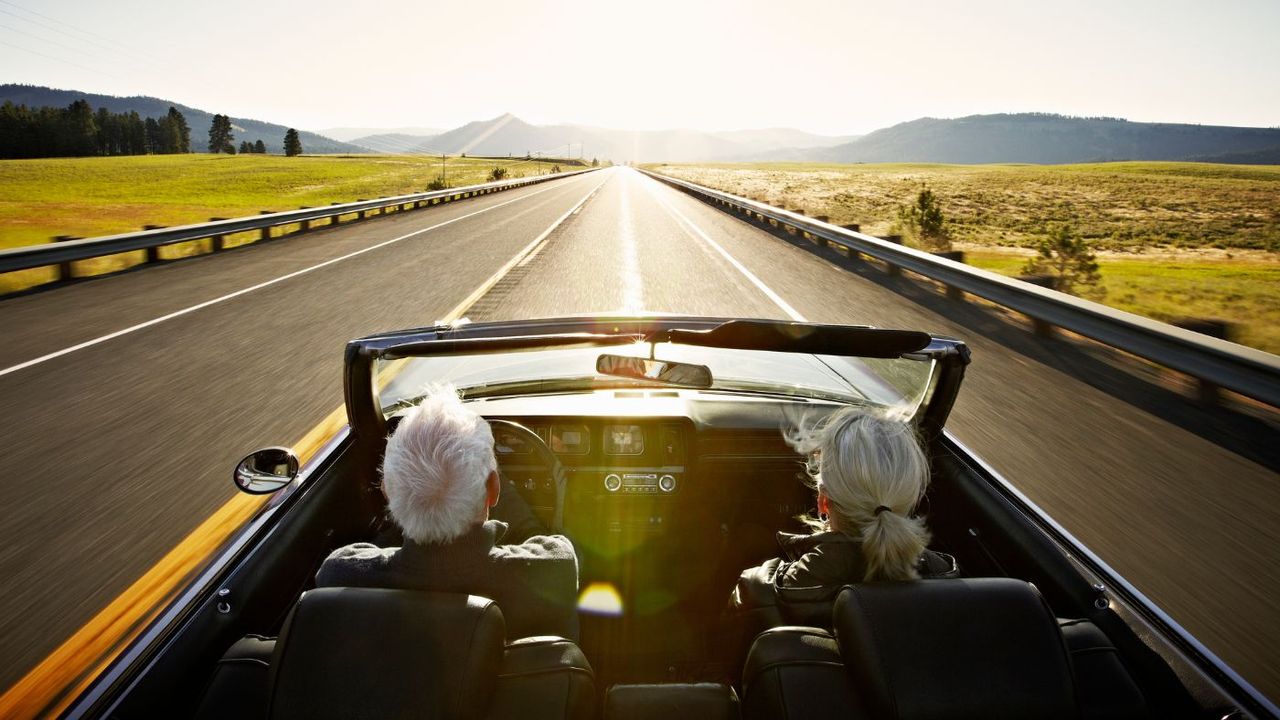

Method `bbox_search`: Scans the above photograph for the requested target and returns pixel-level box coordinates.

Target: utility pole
[441,153,447,187]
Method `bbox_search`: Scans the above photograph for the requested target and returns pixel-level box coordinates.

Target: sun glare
[577,582,624,616]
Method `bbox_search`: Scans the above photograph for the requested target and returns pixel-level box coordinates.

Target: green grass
[965,250,1280,353]
[646,161,1280,354]
[0,153,577,291]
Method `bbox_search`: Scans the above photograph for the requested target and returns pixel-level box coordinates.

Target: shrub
[1023,224,1104,298]
[488,166,508,182]
[896,186,952,251]
[427,176,448,191]
[551,165,562,174]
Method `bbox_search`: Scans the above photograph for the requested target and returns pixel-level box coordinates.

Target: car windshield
[377,341,936,417]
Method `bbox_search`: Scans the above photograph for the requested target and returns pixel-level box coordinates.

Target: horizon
[0,0,1276,136]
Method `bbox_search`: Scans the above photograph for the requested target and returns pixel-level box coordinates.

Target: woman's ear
[485,470,501,509]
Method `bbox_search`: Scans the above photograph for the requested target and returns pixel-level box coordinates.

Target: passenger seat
[741,579,1149,719]
[193,588,594,720]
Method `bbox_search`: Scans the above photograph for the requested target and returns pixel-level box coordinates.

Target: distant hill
[806,113,1280,164]
[318,125,443,143]
[365,113,852,163]
[0,84,364,154]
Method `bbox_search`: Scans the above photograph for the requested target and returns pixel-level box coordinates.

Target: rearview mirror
[596,354,713,388]
[233,447,299,495]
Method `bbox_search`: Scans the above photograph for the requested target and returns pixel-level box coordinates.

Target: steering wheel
[488,419,568,533]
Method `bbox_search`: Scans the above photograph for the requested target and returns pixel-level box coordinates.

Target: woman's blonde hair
[785,406,931,581]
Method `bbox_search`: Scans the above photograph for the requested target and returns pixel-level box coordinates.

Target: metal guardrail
[641,169,1280,408]
[0,168,598,277]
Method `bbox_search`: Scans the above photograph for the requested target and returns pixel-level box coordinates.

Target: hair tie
[874,505,892,516]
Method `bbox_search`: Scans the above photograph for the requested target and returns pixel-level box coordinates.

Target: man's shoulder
[315,543,399,586]
[491,534,576,563]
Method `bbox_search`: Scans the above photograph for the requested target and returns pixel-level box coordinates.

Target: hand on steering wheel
[488,419,569,534]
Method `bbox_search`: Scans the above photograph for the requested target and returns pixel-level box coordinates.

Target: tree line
[0,100,305,159]
[0,100,191,158]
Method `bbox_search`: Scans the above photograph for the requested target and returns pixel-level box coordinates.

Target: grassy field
[647,162,1280,354]
[0,153,579,292]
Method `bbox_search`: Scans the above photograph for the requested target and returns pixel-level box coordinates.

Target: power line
[0,0,154,66]
[0,21,109,62]
[0,37,120,79]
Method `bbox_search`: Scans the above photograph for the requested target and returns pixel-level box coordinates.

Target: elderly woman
[728,406,958,639]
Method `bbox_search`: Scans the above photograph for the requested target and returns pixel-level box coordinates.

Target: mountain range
[3,85,1278,164]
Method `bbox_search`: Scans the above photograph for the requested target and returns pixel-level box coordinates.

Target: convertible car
[66,316,1272,718]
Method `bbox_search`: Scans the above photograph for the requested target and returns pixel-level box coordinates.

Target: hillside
[810,114,1280,164]
[0,85,364,154]
[346,114,852,162]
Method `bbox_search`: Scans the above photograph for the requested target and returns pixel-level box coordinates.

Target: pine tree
[1022,224,1104,298]
[896,186,952,252]
[283,128,302,157]
[167,107,191,152]
[65,99,97,156]
[254,139,266,154]
[208,114,235,154]
[239,140,251,154]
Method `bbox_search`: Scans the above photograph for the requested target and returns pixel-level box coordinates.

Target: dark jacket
[315,519,579,641]
[728,531,959,640]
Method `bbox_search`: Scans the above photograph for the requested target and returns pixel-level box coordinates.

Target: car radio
[602,472,678,494]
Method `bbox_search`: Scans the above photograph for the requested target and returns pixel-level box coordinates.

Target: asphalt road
[0,167,1275,704]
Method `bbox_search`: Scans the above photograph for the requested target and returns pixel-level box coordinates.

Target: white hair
[382,386,497,545]
[785,406,931,581]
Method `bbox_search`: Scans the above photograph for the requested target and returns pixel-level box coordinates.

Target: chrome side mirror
[234,447,298,495]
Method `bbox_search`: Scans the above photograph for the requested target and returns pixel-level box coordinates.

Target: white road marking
[0,176,592,379]
[448,176,608,319]
[618,177,645,313]
[642,175,808,322]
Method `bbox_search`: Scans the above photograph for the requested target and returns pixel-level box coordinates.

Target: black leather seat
[193,588,594,720]
[741,626,860,720]
[739,581,1150,719]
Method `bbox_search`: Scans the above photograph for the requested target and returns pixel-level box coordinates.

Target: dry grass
[647,161,1280,354]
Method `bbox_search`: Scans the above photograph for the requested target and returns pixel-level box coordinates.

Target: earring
[818,512,829,522]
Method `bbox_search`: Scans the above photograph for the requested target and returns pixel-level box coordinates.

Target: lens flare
[577,582,624,616]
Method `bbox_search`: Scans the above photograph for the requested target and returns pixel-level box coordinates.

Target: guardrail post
[330,202,343,226]
[878,235,903,276]
[52,235,80,280]
[1173,319,1237,404]
[259,211,273,241]
[208,218,227,251]
[1019,274,1058,337]
[142,225,165,262]
[298,208,312,232]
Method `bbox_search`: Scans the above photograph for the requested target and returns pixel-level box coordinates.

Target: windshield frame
[345,315,969,451]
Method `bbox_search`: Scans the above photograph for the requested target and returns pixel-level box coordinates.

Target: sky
[0,0,1277,136]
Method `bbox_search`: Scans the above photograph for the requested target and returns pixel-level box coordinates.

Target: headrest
[268,588,505,720]
[833,579,1076,720]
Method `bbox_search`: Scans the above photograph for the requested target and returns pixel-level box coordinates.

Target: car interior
[106,320,1215,718]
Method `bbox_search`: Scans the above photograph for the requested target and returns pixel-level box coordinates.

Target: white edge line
[443,177,607,320]
[0,177,588,379]
[644,176,808,323]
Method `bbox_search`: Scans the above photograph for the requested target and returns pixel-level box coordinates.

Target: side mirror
[234,447,299,495]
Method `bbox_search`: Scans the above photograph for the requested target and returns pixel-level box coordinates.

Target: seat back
[268,587,505,720]
[833,578,1076,720]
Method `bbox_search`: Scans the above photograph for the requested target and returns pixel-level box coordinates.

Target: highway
[0,166,1276,709]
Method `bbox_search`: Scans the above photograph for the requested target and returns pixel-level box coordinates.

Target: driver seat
[194,587,595,720]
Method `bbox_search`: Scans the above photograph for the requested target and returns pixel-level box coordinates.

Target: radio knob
[658,474,676,493]
[604,473,622,492]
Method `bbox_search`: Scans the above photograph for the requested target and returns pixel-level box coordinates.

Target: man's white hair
[382,386,497,545]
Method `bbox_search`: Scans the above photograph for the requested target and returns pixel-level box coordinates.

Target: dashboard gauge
[550,424,590,454]
[605,425,645,455]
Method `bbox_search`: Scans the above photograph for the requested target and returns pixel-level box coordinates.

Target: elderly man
[315,387,579,640]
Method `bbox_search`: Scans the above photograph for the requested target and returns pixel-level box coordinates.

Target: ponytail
[860,508,930,581]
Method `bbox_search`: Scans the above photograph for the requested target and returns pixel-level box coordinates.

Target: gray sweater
[315,520,579,641]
